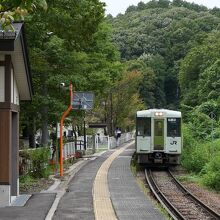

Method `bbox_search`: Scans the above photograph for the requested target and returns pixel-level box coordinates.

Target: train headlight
[155,112,163,116]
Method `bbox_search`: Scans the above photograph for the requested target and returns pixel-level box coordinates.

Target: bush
[19,174,36,189]
[181,125,210,173]
[30,147,50,178]
[182,143,210,173]
[201,153,220,191]
[182,124,196,149]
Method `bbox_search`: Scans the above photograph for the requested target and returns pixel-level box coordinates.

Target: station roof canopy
[0,22,33,100]
[88,123,107,128]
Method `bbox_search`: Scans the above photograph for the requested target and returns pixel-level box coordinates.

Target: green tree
[21,0,109,146]
[23,2,123,146]
[0,0,47,29]
[109,0,220,109]
[111,70,144,131]
[179,32,220,107]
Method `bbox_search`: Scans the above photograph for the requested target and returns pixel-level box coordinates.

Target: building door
[154,119,164,150]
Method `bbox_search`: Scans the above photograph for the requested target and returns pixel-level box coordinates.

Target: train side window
[137,118,151,136]
[167,118,181,137]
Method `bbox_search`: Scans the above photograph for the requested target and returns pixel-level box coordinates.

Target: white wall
[14,78,19,105]
[0,185,10,207]
[11,68,19,105]
[0,66,5,102]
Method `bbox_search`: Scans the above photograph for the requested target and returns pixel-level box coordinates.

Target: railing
[86,132,134,150]
[62,140,84,160]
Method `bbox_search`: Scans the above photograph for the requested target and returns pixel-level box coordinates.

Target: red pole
[59,83,73,176]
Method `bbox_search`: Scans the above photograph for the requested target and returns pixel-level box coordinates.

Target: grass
[176,174,200,184]
[20,175,36,187]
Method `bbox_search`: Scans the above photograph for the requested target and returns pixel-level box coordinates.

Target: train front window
[167,118,181,137]
[137,117,151,136]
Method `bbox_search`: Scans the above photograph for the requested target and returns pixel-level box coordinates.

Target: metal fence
[86,132,134,150]
[62,140,84,160]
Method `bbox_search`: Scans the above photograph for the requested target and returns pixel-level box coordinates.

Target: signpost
[72,92,94,110]
[59,88,94,176]
[72,92,94,151]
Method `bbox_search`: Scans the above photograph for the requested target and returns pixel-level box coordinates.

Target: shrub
[181,125,210,173]
[201,153,220,191]
[182,143,210,173]
[19,174,36,190]
[30,147,50,178]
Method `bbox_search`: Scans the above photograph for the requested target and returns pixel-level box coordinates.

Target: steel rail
[168,169,220,219]
[145,169,185,220]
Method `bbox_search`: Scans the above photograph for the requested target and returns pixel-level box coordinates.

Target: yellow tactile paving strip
[93,142,134,220]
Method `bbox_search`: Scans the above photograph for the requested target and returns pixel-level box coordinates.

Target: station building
[0,22,33,206]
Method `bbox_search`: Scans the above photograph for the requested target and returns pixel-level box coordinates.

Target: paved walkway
[0,193,56,220]
[52,150,114,220]
[93,143,131,220]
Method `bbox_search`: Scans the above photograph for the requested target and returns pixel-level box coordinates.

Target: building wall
[0,66,5,102]
[0,110,11,183]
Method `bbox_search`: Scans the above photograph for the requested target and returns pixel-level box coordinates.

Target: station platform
[0,141,165,220]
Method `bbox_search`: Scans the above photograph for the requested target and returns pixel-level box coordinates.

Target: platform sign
[72,92,94,110]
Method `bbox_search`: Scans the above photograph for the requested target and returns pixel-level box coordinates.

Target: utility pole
[59,83,73,176]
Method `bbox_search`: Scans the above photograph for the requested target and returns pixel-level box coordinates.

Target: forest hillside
[108,0,220,190]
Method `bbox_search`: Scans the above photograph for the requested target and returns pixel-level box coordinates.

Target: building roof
[0,22,33,100]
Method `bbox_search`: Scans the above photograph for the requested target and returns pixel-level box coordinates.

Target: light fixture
[155,112,163,116]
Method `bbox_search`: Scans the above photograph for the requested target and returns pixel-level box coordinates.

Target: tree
[0,0,47,29]
[109,0,220,109]
[111,70,144,131]
[23,2,122,146]
[179,32,220,107]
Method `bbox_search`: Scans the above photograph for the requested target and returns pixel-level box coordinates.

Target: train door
[154,119,164,150]
[136,117,151,153]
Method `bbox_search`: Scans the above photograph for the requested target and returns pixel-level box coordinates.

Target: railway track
[145,169,220,220]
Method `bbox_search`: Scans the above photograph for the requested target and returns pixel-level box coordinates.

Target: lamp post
[59,83,73,176]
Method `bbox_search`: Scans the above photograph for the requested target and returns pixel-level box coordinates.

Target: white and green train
[136,109,182,165]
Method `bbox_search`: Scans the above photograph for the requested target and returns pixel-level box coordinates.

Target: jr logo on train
[135,109,182,165]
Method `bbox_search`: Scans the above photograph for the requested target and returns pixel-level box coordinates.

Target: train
[135,109,182,165]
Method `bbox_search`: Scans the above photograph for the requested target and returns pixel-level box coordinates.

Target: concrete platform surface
[109,148,165,220]
[0,142,166,220]
[0,193,56,220]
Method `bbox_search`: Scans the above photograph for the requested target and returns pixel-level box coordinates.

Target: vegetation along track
[145,169,220,220]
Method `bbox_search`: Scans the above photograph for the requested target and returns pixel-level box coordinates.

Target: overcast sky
[102,0,220,17]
